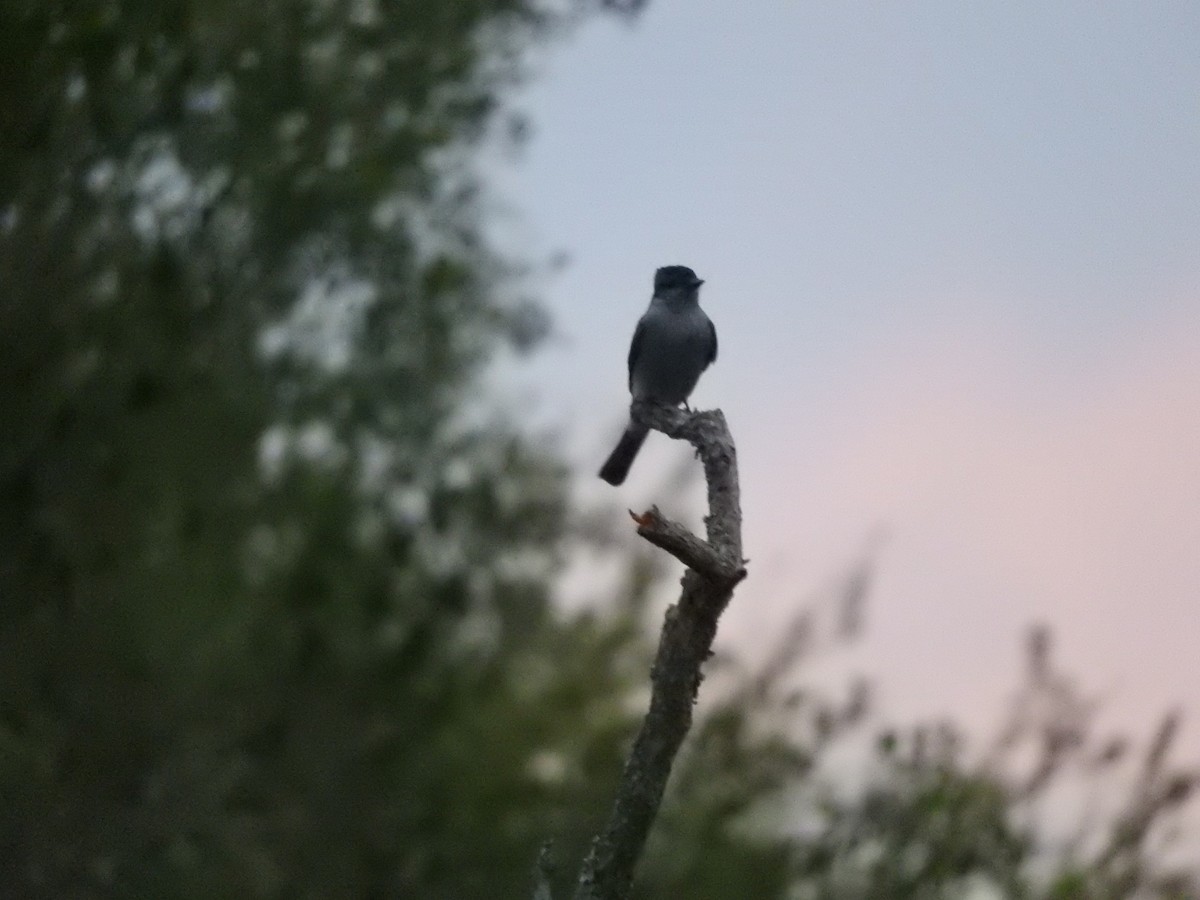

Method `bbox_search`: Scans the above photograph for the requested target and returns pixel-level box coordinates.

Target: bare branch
[573,401,745,900]
[629,505,744,581]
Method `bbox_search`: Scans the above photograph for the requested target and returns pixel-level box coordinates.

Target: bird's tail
[598,424,649,486]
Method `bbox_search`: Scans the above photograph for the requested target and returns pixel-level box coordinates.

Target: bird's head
[653,265,704,296]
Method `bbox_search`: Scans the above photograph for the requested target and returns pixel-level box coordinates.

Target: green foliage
[639,594,1198,900]
[784,626,1198,900]
[0,1,640,897]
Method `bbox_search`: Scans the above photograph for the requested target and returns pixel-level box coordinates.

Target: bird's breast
[629,311,713,405]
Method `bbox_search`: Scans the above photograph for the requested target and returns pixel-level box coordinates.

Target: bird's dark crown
[654,265,703,293]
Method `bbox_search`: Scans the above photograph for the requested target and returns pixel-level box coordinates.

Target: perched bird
[599,265,717,486]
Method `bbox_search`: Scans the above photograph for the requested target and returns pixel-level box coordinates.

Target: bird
[599,265,717,486]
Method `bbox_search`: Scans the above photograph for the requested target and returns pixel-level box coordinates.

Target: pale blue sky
[494,1,1200,759]
[506,1,1197,374]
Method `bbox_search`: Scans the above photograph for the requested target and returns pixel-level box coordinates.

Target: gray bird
[599,265,717,486]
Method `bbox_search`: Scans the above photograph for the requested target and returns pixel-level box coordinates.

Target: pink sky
[722,296,1200,756]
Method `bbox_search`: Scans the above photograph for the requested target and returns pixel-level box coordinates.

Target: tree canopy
[1,1,624,895]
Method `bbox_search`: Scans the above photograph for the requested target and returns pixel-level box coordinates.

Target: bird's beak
[692,278,705,288]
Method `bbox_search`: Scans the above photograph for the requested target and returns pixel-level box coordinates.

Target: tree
[0,1,652,896]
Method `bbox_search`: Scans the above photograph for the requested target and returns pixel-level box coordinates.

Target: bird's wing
[627,317,647,391]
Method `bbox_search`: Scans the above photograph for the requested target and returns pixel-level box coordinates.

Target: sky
[492,0,1200,763]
